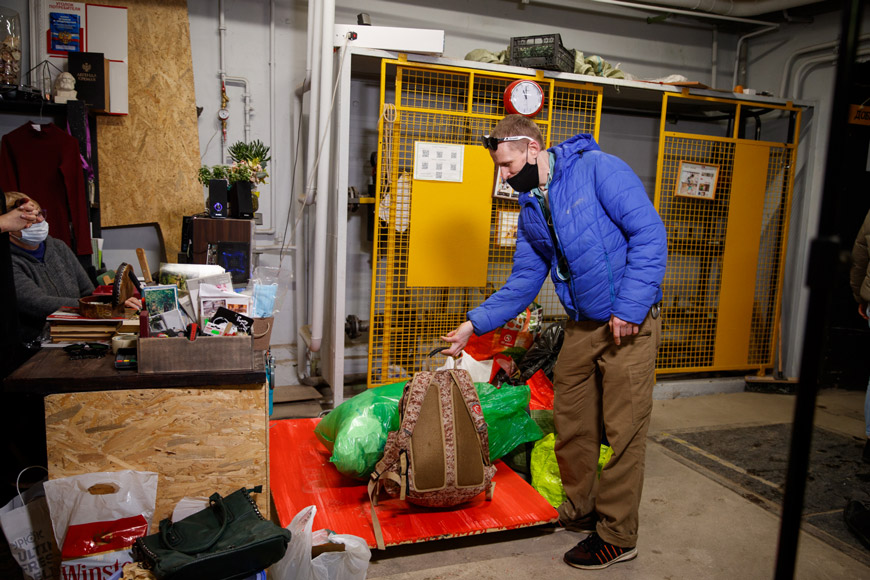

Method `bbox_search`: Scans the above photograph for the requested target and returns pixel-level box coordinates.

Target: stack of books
[47,307,130,343]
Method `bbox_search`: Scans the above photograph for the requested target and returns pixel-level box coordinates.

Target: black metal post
[774,1,864,578]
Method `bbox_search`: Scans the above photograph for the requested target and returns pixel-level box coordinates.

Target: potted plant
[197,140,270,213]
[228,140,270,208]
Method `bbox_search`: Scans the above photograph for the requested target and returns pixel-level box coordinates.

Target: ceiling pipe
[779,34,870,99]
[732,24,780,90]
[793,48,870,100]
[521,0,819,26]
[593,0,825,18]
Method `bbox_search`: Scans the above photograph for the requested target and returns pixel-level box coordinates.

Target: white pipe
[793,49,870,100]
[296,0,320,380]
[711,26,718,88]
[223,75,252,144]
[256,0,277,236]
[779,35,870,100]
[589,0,824,18]
[218,0,227,162]
[731,25,779,92]
[254,245,298,252]
[309,0,336,354]
[527,0,784,26]
[217,2,253,153]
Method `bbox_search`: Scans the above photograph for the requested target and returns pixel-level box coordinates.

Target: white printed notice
[413,142,464,182]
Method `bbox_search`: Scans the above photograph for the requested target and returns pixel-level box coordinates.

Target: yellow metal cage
[653,93,802,374]
[367,59,602,387]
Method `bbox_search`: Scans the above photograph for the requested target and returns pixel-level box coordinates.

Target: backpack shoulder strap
[447,370,493,466]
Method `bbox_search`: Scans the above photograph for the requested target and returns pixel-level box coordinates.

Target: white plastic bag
[0,474,61,580]
[270,505,370,580]
[43,470,158,580]
[436,350,493,383]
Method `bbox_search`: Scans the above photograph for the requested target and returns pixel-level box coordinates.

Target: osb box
[138,336,253,374]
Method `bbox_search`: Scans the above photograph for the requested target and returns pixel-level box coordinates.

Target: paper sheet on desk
[198,283,252,326]
[186,273,233,324]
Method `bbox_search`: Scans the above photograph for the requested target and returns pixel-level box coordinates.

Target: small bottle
[139,309,150,338]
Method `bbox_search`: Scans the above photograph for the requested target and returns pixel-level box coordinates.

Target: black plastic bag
[519,321,565,383]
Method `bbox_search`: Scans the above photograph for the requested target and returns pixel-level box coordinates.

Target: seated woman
[6,191,140,344]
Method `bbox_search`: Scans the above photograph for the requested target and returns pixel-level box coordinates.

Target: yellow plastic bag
[530,434,613,508]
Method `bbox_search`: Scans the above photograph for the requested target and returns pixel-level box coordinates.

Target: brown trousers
[553,311,661,547]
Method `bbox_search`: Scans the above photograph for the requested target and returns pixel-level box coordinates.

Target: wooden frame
[675,160,720,200]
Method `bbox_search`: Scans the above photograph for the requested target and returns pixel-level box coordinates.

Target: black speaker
[229,181,254,219]
[208,179,228,218]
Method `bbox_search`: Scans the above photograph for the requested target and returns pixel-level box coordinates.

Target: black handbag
[133,486,291,580]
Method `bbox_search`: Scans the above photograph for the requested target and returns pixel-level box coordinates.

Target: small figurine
[53,72,77,104]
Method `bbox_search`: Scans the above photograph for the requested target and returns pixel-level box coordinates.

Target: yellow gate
[653,93,802,374]
[367,58,602,387]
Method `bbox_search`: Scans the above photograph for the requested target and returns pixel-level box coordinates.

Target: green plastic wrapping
[313,381,543,480]
[530,433,615,508]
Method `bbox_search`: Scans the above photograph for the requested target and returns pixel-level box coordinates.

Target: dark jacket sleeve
[850,209,870,304]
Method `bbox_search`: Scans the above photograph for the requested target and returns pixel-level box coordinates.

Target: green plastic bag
[530,433,614,508]
[314,381,406,480]
[313,381,543,480]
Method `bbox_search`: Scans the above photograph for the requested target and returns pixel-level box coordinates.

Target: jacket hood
[549,134,600,184]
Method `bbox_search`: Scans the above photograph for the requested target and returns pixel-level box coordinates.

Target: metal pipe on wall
[732,25,779,90]
[309,0,336,354]
[779,34,870,99]
[256,0,278,236]
[296,0,322,380]
[793,48,870,100]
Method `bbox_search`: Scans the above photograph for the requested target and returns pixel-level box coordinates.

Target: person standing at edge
[849,207,870,464]
[441,115,667,570]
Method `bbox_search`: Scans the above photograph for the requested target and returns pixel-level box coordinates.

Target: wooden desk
[4,348,269,527]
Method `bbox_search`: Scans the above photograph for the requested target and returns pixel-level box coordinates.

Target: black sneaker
[863,439,870,465]
[564,533,637,570]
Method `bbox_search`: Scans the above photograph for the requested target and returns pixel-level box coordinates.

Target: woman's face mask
[18,219,49,245]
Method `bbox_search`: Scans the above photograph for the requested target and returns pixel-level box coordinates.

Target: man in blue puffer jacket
[442,115,667,570]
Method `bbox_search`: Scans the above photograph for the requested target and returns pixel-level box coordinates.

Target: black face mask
[507,160,540,192]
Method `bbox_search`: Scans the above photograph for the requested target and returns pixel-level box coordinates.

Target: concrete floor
[268,347,869,578]
[360,389,869,580]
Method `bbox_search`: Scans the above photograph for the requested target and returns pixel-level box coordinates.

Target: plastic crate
[509,33,574,73]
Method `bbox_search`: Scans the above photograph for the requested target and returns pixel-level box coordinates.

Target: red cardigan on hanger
[0,122,92,255]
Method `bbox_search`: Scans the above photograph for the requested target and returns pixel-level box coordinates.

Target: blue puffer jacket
[468,134,667,334]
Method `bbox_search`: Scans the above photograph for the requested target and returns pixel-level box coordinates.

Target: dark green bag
[133,486,291,580]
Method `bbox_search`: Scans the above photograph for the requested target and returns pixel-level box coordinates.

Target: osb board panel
[97,0,203,261]
[45,386,269,529]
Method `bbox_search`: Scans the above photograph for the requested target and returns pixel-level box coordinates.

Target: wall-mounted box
[333,24,444,55]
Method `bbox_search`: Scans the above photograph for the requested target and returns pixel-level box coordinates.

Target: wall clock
[503,79,544,117]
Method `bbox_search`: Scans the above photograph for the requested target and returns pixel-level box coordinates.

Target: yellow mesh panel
[654,94,801,375]
[368,61,602,387]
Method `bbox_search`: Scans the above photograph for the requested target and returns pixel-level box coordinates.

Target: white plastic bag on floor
[436,350,493,383]
[270,505,370,580]
[0,473,61,580]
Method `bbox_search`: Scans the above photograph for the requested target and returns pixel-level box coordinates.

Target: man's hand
[440,320,474,357]
[609,314,639,346]
[860,303,868,321]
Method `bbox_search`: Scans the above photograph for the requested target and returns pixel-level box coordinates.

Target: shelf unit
[322,47,812,398]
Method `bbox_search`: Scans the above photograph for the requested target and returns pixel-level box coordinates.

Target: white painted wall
[188,0,740,358]
[189,1,867,377]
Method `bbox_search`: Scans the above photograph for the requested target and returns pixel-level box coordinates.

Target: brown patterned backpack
[367,369,496,549]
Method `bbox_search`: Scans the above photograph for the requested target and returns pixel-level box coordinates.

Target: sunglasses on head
[479,134,534,151]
